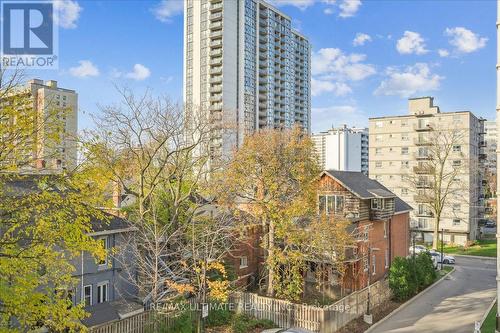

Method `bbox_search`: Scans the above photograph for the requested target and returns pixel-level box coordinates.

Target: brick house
[316,170,412,293]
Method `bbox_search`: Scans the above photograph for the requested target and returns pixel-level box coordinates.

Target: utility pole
[440,229,444,270]
[496,1,500,331]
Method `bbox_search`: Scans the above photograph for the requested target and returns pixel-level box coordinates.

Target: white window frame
[401,147,409,155]
[97,237,108,269]
[385,250,389,268]
[83,284,92,306]
[239,256,248,269]
[375,161,382,168]
[401,133,409,141]
[383,221,387,238]
[97,281,109,304]
[452,219,461,226]
[401,188,408,195]
[372,254,376,275]
[453,145,461,152]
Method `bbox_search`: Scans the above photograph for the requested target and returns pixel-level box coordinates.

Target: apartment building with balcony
[484,120,497,173]
[312,125,369,175]
[1,79,78,172]
[183,0,311,161]
[369,97,485,245]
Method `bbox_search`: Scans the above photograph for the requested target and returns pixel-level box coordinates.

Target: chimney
[112,181,122,209]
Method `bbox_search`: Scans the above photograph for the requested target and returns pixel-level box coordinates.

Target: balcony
[210,85,222,93]
[416,210,434,217]
[210,103,222,111]
[414,152,431,160]
[210,12,223,21]
[210,66,222,75]
[210,2,223,12]
[259,102,267,109]
[413,165,435,174]
[414,138,431,146]
[210,30,223,39]
[210,94,222,103]
[210,49,222,57]
[210,58,222,66]
[209,76,222,84]
[210,21,222,30]
[416,181,433,189]
[210,40,222,48]
[413,123,434,131]
[414,194,430,203]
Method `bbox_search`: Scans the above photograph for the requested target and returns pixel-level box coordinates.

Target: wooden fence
[230,280,391,333]
[89,310,181,333]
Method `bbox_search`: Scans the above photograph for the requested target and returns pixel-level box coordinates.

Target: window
[401,147,409,155]
[375,121,383,128]
[383,221,388,238]
[83,285,92,306]
[401,161,409,168]
[318,195,344,214]
[452,160,461,167]
[97,281,108,304]
[375,148,382,155]
[375,135,382,142]
[453,204,460,213]
[385,250,389,268]
[401,120,408,127]
[239,256,248,269]
[372,254,376,275]
[401,188,408,195]
[371,198,385,210]
[363,256,368,272]
[452,219,461,226]
[453,145,461,152]
[375,161,382,168]
[98,237,108,268]
[401,133,409,141]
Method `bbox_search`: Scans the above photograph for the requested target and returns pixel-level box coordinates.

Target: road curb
[364,267,455,333]
[479,297,496,327]
[448,254,496,260]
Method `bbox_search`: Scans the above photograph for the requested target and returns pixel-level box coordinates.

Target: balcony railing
[413,123,434,131]
[413,165,435,174]
[414,138,431,146]
[416,181,433,189]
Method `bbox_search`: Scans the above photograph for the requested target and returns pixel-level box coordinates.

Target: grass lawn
[481,302,496,333]
[441,240,497,257]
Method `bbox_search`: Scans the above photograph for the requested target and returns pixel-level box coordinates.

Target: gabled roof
[394,197,413,214]
[322,170,395,199]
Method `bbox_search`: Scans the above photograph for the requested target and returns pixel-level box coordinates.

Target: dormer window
[371,198,386,210]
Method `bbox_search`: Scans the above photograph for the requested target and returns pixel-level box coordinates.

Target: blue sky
[29,0,496,133]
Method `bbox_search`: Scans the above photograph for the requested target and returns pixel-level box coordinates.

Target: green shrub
[205,304,233,327]
[231,313,275,333]
[389,253,438,301]
[415,252,437,290]
[161,311,194,333]
[388,256,414,301]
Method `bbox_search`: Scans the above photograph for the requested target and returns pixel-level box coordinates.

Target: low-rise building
[317,170,412,293]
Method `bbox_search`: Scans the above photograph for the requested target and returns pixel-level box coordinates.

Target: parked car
[409,244,428,255]
[429,250,455,264]
[486,220,496,228]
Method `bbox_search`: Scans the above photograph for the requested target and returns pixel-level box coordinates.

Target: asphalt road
[368,256,496,333]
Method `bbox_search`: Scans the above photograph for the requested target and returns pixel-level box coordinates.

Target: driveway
[368,256,496,333]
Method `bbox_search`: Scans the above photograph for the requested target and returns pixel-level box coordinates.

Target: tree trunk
[432,216,440,250]
[266,220,275,297]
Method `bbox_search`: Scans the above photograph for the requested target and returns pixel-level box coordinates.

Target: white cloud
[125,64,151,81]
[53,0,82,29]
[313,105,356,115]
[353,33,371,46]
[338,0,361,18]
[323,7,334,15]
[312,48,376,81]
[312,78,352,97]
[311,48,375,97]
[445,27,487,54]
[396,31,428,55]
[267,0,315,10]
[153,0,184,23]
[374,63,443,97]
[69,60,99,78]
[438,49,449,57]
